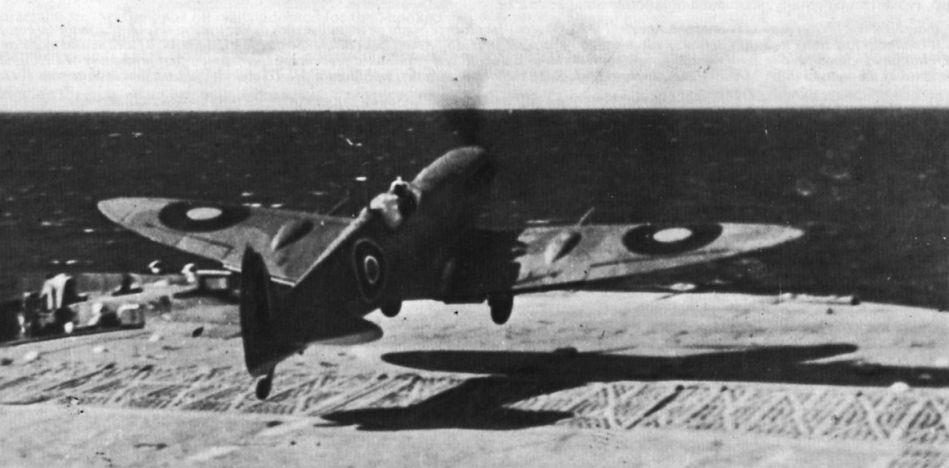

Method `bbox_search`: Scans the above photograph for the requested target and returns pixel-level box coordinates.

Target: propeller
[437,71,485,148]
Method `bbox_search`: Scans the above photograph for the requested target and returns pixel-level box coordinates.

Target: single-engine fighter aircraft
[98,146,803,399]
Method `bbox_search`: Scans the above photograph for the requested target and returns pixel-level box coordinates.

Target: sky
[2,0,949,111]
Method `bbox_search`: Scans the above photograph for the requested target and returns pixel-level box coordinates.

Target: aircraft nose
[411,146,490,192]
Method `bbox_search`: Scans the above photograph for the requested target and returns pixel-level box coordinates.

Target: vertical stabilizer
[239,246,298,377]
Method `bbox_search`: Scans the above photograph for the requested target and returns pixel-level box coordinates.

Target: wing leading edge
[449,222,803,295]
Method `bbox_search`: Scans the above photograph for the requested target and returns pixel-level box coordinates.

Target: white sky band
[3,0,949,111]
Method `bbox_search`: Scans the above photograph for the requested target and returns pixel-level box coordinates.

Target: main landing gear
[488,293,513,325]
[381,300,402,318]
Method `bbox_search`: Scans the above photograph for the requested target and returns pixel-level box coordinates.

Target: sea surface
[0,110,946,308]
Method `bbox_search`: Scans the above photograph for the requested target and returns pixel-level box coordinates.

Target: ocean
[0,110,946,308]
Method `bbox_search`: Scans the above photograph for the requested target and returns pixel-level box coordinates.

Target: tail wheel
[381,301,402,318]
[256,369,275,400]
[488,293,513,325]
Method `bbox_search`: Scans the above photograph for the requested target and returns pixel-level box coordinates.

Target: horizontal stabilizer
[308,318,382,346]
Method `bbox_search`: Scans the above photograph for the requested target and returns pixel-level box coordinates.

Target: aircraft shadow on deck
[321,343,949,431]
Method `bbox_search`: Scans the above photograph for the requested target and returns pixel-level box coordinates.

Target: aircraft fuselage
[377,146,494,302]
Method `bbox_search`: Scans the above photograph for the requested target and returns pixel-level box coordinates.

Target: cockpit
[368,176,421,229]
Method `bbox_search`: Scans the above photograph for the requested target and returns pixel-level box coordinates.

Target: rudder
[239,246,298,377]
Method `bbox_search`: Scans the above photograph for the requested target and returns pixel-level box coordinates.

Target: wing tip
[777,225,806,246]
[98,197,180,224]
[97,197,133,223]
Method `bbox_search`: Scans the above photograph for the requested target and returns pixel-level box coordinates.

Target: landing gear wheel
[488,293,514,325]
[381,301,402,318]
[256,369,274,400]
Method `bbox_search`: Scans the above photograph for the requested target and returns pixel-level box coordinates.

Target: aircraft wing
[98,197,356,285]
[450,223,804,295]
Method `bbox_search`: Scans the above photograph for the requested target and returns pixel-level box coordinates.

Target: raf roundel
[185,207,223,221]
[352,239,387,302]
[363,256,381,285]
[158,201,251,232]
[622,223,724,255]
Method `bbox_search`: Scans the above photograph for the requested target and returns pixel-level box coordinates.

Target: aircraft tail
[239,246,300,377]
[239,245,384,378]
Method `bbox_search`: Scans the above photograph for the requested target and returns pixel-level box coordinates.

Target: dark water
[0,110,946,308]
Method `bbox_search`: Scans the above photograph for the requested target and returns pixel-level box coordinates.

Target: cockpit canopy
[369,177,421,229]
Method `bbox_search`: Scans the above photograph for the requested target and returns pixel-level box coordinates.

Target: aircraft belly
[386,215,462,300]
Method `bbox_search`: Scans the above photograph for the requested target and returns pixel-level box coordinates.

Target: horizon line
[3,105,949,114]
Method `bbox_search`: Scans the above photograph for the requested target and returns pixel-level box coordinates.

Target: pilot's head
[389,176,407,193]
[368,192,403,229]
